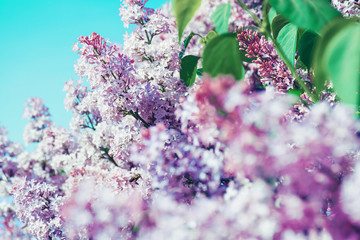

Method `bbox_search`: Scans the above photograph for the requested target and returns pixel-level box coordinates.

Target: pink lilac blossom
[238,28,295,92]
[237,29,336,116]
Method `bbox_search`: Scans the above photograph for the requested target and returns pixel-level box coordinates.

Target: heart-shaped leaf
[180,55,201,87]
[202,33,245,80]
[277,23,298,67]
[268,7,277,26]
[211,3,231,34]
[298,30,319,69]
[269,0,342,34]
[173,0,202,43]
[313,18,360,106]
[271,14,290,39]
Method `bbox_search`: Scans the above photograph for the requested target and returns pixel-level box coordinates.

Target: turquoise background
[0,0,168,145]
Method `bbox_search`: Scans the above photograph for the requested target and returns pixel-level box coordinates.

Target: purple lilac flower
[238,29,295,92]
[22,98,52,145]
[12,178,65,239]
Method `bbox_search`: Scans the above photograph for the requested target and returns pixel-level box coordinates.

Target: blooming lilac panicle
[0,127,22,180]
[237,28,337,107]
[0,127,22,159]
[0,202,32,239]
[238,29,295,92]
[119,0,155,28]
[0,127,31,238]
[36,126,78,173]
[22,98,52,145]
[332,0,360,16]
[63,79,88,112]
[13,125,78,189]
[12,178,65,239]
[131,123,225,202]
[75,32,135,90]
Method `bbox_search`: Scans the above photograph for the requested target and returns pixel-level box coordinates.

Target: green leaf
[196,68,203,77]
[180,55,201,87]
[296,57,309,71]
[211,3,231,34]
[313,18,360,106]
[287,88,303,98]
[173,0,202,43]
[298,30,319,69]
[271,14,290,39]
[269,0,342,34]
[296,28,305,49]
[268,7,277,26]
[199,30,217,45]
[202,33,245,80]
[277,23,298,67]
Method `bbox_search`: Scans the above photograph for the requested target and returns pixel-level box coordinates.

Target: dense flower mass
[1,0,360,239]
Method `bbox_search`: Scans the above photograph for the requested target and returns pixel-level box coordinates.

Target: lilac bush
[1,0,360,239]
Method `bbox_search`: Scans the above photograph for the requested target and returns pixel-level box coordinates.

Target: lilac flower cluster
[332,0,360,16]
[12,178,64,239]
[119,0,155,28]
[238,29,295,92]
[22,98,52,145]
[237,29,336,119]
[181,75,360,238]
[1,0,360,239]
[61,175,148,239]
[131,123,225,202]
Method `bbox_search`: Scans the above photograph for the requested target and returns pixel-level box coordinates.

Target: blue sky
[0,0,168,145]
